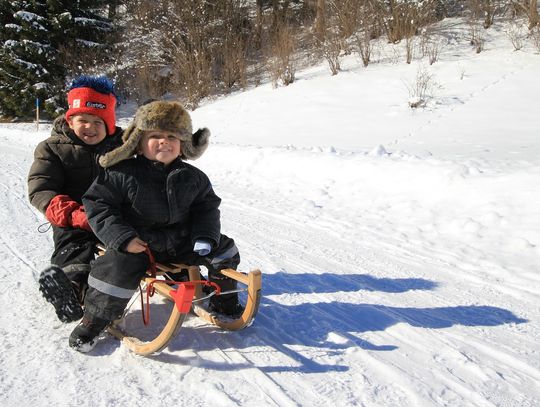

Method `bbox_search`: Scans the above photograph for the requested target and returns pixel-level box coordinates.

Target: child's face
[138,130,182,166]
[67,113,107,145]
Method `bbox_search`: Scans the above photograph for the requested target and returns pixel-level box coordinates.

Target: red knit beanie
[65,87,117,135]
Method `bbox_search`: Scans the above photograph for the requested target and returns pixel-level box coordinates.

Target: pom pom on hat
[99,100,210,168]
[65,75,117,135]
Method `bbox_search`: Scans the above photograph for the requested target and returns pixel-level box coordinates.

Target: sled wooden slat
[189,267,262,331]
[107,292,188,356]
[146,265,201,300]
[187,267,204,299]
[219,268,250,285]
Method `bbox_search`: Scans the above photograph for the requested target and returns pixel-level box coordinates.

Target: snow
[14,58,41,71]
[13,11,48,32]
[13,11,46,23]
[73,17,113,31]
[33,82,48,90]
[76,39,103,48]
[1,18,539,407]
[4,24,22,32]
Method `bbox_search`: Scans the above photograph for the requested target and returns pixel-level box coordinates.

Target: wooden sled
[107,263,262,356]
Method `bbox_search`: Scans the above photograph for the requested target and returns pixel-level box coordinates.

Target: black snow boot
[209,276,244,318]
[69,315,110,353]
[38,266,83,323]
[63,263,91,305]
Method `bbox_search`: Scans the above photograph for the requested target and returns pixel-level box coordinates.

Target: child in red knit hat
[28,76,123,324]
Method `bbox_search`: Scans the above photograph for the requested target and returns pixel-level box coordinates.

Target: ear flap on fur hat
[181,127,210,160]
[99,124,142,168]
[99,101,210,168]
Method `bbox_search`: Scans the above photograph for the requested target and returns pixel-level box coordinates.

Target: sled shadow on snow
[159,298,527,373]
[92,271,527,373]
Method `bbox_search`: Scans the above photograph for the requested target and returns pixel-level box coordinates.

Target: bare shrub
[419,28,430,57]
[269,23,296,87]
[355,1,381,67]
[530,25,540,51]
[405,65,438,108]
[506,21,526,50]
[113,1,166,101]
[356,29,372,67]
[427,37,445,64]
[405,35,415,64]
[468,20,486,53]
[319,28,343,75]
[483,1,497,28]
[377,1,429,63]
[466,0,506,29]
[116,1,215,107]
[419,27,446,64]
[173,48,213,109]
[379,0,443,44]
[219,36,248,91]
[385,2,418,44]
[330,0,360,54]
[213,1,251,93]
[388,43,402,64]
[127,65,169,104]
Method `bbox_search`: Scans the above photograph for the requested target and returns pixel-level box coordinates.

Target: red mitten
[45,195,80,227]
[70,206,91,231]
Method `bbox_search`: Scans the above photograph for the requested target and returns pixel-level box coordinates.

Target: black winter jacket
[82,156,221,257]
[27,116,123,213]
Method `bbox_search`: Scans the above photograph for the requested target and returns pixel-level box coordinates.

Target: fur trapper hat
[99,100,209,168]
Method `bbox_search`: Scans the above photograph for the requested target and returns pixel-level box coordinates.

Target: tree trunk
[255,0,263,49]
[530,0,539,29]
[315,0,326,41]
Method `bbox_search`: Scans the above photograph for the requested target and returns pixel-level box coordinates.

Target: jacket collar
[136,155,184,174]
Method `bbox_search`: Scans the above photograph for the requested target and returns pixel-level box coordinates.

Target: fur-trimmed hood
[99,100,209,168]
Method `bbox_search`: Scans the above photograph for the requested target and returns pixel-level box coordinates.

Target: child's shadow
[261,270,439,295]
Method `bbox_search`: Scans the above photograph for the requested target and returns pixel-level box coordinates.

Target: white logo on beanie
[73,99,81,108]
[86,102,106,109]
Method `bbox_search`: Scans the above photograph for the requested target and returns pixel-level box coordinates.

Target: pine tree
[0,1,53,118]
[0,0,115,119]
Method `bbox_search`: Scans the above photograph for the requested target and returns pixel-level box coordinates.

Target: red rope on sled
[138,247,221,326]
[145,247,157,279]
[139,247,157,325]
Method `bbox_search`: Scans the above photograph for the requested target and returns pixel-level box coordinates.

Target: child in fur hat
[70,100,242,352]
[28,75,123,324]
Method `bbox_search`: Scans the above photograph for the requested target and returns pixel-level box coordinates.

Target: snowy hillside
[1,18,539,407]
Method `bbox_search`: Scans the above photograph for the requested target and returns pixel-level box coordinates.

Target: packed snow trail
[0,124,538,407]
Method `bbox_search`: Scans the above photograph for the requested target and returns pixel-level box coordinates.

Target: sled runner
[99,249,262,356]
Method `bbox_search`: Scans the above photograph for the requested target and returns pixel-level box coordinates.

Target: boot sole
[39,267,83,323]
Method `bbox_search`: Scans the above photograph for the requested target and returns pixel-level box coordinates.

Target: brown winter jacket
[27,116,123,214]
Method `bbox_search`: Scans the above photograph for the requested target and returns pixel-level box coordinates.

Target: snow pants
[84,234,241,321]
[51,226,100,292]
